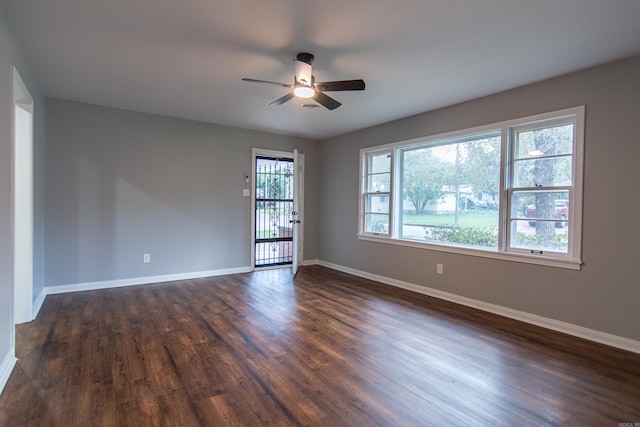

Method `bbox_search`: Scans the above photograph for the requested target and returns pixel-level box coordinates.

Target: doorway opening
[12,67,34,327]
[251,149,303,271]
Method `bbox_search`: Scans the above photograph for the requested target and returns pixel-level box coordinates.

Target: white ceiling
[3,0,640,140]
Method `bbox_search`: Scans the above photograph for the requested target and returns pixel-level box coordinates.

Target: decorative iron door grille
[255,156,294,267]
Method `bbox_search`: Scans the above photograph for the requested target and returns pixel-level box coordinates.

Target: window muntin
[358,107,584,269]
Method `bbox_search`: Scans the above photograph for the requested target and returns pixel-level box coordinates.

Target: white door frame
[11,66,34,330]
[250,148,304,271]
[291,149,301,275]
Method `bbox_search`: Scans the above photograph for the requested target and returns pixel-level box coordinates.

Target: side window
[507,119,578,258]
[362,152,392,235]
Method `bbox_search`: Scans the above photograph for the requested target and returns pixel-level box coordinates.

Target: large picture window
[398,132,501,249]
[358,107,584,269]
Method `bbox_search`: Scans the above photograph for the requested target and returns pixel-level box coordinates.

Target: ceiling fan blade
[315,79,365,92]
[242,78,293,88]
[269,92,295,106]
[313,91,342,110]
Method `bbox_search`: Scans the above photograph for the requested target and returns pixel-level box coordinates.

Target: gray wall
[318,55,640,342]
[45,98,318,286]
[0,4,45,367]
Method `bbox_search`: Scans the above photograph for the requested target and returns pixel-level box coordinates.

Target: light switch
[243,189,250,197]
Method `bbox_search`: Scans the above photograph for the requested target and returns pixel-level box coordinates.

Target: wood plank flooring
[1,265,639,426]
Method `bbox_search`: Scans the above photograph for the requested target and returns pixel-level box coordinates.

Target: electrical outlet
[143,253,151,263]
[437,263,443,274]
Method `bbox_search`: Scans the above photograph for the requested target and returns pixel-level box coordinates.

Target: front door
[253,153,296,268]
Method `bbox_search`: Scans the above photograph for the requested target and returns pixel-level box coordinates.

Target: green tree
[445,137,500,226]
[402,149,446,214]
[462,138,501,199]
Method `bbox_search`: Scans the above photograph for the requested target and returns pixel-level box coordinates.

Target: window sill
[357,234,582,270]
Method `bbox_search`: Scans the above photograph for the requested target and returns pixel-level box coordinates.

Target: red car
[525,200,568,227]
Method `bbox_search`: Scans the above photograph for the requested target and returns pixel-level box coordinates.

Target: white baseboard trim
[32,287,47,320]
[45,266,253,295]
[317,260,640,355]
[301,259,320,266]
[0,350,17,396]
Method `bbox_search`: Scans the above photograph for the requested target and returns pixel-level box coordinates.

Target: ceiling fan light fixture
[294,85,315,98]
[242,52,365,110]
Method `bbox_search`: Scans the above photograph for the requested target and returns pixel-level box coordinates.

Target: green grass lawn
[402,210,498,228]
[255,229,285,239]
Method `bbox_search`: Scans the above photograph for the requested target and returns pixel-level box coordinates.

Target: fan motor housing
[296,52,315,65]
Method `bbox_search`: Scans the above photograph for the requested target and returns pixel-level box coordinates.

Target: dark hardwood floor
[1,265,639,426]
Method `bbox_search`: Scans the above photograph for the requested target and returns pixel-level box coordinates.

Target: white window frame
[505,111,584,261]
[359,148,393,237]
[357,106,585,270]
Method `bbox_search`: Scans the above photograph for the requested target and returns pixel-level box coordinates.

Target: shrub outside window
[358,107,584,269]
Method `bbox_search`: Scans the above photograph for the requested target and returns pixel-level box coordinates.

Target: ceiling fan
[242,52,366,110]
